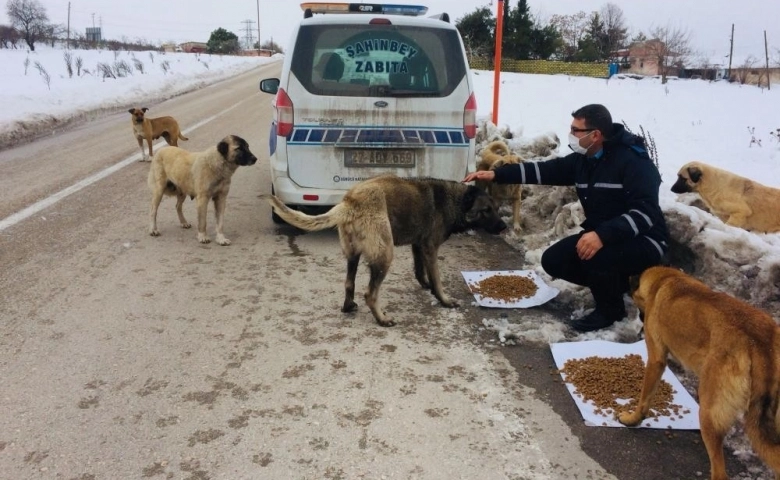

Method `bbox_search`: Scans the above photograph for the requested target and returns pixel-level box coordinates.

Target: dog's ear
[491,159,508,170]
[128,108,135,114]
[687,166,702,183]
[628,274,641,296]
[461,185,480,211]
[142,107,149,113]
[217,140,230,158]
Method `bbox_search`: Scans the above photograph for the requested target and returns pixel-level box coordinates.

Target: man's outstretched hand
[462,170,495,183]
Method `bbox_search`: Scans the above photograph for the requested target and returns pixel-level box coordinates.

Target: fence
[469,57,610,79]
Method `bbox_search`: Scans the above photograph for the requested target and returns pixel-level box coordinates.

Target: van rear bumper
[272,176,347,207]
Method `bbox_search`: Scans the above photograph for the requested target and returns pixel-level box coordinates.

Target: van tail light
[275,88,294,138]
[463,92,477,139]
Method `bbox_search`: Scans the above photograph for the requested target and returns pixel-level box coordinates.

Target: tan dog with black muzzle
[129,107,188,161]
[148,135,257,245]
[671,161,780,233]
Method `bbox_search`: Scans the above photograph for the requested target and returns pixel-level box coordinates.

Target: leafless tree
[644,24,693,83]
[0,24,19,48]
[600,3,628,59]
[5,0,48,51]
[43,22,66,47]
[549,11,589,60]
[735,55,758,85]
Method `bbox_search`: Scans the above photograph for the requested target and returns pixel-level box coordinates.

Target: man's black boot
[570,271,627,332]
[570,309,617,332]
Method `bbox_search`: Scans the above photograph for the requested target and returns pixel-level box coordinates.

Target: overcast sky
[8,1,779,64]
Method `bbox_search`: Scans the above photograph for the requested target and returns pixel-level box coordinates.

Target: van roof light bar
[300,3,428,17]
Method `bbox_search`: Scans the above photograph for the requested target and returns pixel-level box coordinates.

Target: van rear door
[282,18,474,190]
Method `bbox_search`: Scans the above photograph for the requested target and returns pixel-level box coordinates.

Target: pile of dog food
[559,354,689,421]
[470,274,538,302]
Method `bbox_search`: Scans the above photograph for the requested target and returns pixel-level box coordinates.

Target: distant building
[179,42,208,53]
[85,27,102,43]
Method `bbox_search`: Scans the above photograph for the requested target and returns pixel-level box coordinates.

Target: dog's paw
[440,298,459,308]
[181,222,191,229]
[341,300,358,313]
[216,235,231,246]
[198,234,211,244]
[376,316,396,327]
[149,229,160,237]
[617,410,643,426]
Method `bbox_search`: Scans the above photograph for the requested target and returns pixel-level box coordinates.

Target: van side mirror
[260,78,280,94]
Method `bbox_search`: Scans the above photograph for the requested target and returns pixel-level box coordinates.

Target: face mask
[568,131,594,155]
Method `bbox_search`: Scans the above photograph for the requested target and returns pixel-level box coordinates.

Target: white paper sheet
[549,340,700,429]
[461,270,559,308]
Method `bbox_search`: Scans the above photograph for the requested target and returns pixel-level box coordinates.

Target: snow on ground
[0,45,273,148]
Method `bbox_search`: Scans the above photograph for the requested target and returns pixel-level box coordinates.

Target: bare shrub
[160,60,170,74]
[33,60,50,90]
[23,55,29,74]
[149,51,154,63]
[63,51,73,78]
[132,57,144,74]
[97,62,115,80]
[113,59,133,77]
[75,55,83,76]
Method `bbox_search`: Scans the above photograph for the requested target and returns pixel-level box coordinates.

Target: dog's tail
[484,140,511,157]
[178,132,189,141]
[267,195,344,231]
[744,334,780,472]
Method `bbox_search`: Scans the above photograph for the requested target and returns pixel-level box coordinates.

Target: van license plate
[344,149,415,168]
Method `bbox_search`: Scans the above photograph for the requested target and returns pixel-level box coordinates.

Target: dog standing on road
[148,135,257,245]
[618,266,780,480]
[476,140,525,232]
[129,107,188,161]
[671,161,780,233]
[267,175,507,327]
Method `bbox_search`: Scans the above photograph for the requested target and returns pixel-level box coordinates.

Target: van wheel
[271,184,286,224]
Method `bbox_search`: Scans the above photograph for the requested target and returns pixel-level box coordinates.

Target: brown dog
[671,161,780,233]
[618,266,780,480]
[129,107,188,161]
[476,140,524,232]
[148,135,257,245]
[267,175,507,326]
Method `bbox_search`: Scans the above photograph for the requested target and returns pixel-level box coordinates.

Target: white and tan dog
[129,107,188,161]
[671,161,780,233]
[148,135,257,245]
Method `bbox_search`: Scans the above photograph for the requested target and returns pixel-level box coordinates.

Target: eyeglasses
[570,127,596,134]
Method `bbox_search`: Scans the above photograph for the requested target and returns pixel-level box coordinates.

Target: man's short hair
[572,104,613,138]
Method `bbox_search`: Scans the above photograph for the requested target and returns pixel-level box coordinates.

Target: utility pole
[765,30,771,90]
[66,2,70,49]
[727,23,734,80]
[256,0,261,50]
[241,19,256,50]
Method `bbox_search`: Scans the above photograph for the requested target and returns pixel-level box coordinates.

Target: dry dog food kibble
[470,274,538,302]
[559,354,686,420]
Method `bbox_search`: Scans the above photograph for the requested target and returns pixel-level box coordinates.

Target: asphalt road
[0,61,764,480]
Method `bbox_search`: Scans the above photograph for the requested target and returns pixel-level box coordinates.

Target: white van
[259,2,477,221]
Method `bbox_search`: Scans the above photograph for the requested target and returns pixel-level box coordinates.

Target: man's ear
[688,166,702,183]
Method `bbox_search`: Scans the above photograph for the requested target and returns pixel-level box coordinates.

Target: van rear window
[291,24,467,97]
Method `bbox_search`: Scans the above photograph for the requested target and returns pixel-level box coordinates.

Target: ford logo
[374,101,389,108]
